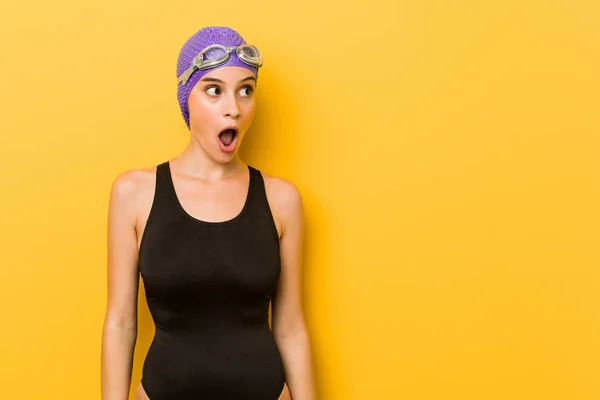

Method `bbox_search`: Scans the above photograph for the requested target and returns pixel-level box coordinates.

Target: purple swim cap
[176,26,260,129]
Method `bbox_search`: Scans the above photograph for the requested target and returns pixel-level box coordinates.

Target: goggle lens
[240,45,259,58]
[203,47,228,61]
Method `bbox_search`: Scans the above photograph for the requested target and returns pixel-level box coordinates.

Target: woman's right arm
[101,171,142,400]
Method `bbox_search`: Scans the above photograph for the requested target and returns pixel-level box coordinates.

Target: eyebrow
[199,76,257,84]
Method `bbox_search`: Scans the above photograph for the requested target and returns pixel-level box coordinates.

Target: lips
[218,126,238,146]
[218,126,239,152]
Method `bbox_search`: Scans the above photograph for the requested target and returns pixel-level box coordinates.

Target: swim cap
[176,26,259,129]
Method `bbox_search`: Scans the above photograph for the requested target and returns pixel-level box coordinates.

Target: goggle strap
[178,67,194,86]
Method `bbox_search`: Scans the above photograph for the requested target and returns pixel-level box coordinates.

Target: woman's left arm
[269,178,317,400]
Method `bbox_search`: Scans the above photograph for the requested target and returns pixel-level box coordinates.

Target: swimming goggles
[177,44,263,86]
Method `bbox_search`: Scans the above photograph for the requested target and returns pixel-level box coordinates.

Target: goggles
[177,44,263,86]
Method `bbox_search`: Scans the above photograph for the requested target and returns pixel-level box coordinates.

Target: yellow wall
[1,0,598,398]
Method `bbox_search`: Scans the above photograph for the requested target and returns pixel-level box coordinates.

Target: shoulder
[110,165,156,201]
[108,164,158,221]
[261,172,303,210]
[260,171,303,235]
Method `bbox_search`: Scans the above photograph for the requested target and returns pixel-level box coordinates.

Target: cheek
[242,98,257,119]
[188,93,215,126]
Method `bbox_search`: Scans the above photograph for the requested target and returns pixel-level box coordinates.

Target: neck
[172,143,245,181]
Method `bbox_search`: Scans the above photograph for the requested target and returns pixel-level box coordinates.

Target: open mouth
[218,127,238,147]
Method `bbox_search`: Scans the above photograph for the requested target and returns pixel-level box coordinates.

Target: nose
[223,92,240,119]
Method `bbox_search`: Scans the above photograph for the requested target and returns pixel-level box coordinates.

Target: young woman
[101,26,316,400]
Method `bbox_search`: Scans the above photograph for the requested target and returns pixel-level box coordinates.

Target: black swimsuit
[137,161,285,399]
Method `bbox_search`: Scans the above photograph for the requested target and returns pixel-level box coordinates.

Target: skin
[101,66,316,400]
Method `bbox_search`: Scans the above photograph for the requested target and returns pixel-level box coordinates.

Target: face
[187,66,257,163]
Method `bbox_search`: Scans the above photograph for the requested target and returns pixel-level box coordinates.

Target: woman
[101,26,316,400]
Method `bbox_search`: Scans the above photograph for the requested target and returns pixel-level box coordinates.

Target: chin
[215,149,240,163]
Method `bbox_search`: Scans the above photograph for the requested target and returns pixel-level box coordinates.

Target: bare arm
[268,178,317,400]
[101,171,142,400]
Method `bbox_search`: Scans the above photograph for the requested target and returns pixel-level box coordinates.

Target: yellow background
[1,0,598,398]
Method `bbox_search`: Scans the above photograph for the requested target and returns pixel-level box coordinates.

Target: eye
[206,86,221,96]
[239,85,254,97]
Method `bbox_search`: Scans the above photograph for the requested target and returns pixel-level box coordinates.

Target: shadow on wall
[132,277,152,398]
[239,64,301,173]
